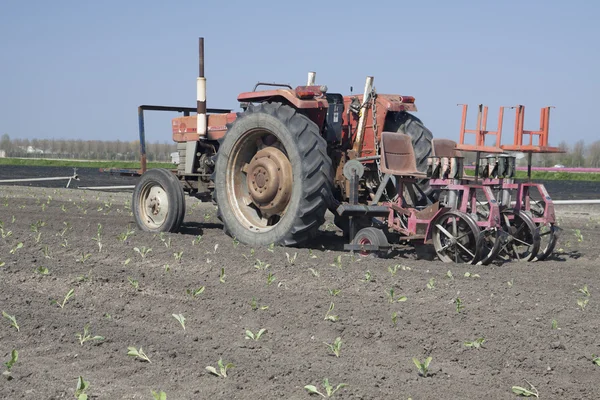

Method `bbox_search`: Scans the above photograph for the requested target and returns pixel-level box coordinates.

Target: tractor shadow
[179,222,224,236]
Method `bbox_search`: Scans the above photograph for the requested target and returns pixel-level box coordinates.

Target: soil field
[0,165,599,199]
[1,184,600,399]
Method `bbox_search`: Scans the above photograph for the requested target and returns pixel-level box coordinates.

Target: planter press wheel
[534,222,560,261]
[478,227,505,265]
[498,209,540,262]
[432,210,482,264]
[352,227,389,258]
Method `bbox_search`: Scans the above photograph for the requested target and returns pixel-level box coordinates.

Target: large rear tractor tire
[214,102,333,247]
[132,169,186,233]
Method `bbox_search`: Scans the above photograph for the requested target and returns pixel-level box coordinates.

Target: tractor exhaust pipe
[352,76,374,155]
[307,71,316,86]
[197,37,207,139]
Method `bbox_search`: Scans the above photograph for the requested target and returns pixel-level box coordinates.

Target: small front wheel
[352,227,389,258]
[132,169,185,233]
[432,210,482,264]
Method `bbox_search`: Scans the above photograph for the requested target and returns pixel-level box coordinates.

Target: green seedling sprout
[245,328,267,341]
[42,245,51,259]
[507,279,514,288]
[266,272,276,286]
[219,268,226,283]
[308,249,318,259]
[455,298,465,313]
[412,356,432,377]
[3,349,18,379]
[250,297,268,311]
[464,338,485,349]
[76,252,91,263]
[511,380,539,397]
[206,358,234,378]
[0,228,12,239]
[75,376,90,400]
[232,237,240,248]
[128,277,139,291]
[446,270,454,279]
[2,311,19,332]
[387,288,407,303]
[151,390,167,400]
[34,232,42,243]
[92,223,103,252]
[173,251,183,262]
[324,337,342,357]
[577,298,589,311]
[192,235,202,245]
[578,285,591,297]
[123,258,131,265]
[573,229,583,242]
[52,288,75,309]
[9,242,23,254]
[426,278,436,289]
[304,378,347,398]
[363,270,373,282]
[391,312,398,326]
[117,225,135,242]
[254,259,270,270]
[309,268,320,277]
[186,286,205,298]
[286,252,297,265]
[267,243,275,253]
[158,232,171,248]
[388,264,400,276]
[464,272,480,278]
[36,266,49,275]
[76,324,104,346]
[324,302,339,322]
[328,288,341,296]
[592,355,600,366]
[330,255,342,269]
[551,319,559,330]
[0,260,5,267]
[133,246,152,258]
[172,314,186,330]
[127,346,151,363]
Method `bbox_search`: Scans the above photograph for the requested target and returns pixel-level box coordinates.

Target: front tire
[132,169,185,233]
[214,102,333,247]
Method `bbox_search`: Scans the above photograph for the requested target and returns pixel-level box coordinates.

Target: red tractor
[132,38,434,246]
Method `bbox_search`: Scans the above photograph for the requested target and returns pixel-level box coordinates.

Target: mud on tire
[214,102,333,247]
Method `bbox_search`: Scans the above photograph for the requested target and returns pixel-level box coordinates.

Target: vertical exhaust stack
[352,76,374,155]
[197,37,207,139]
[307,71,316,86]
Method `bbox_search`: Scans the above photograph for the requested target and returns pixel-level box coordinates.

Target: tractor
[132,38,434,246]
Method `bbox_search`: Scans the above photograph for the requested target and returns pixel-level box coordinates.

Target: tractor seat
[432,138,462,158]
[379,131,427,178]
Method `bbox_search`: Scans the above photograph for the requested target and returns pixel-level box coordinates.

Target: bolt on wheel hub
[245,147,292,216]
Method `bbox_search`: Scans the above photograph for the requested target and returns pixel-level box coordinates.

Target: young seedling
[128,277,140,291]
[266,272,276,286]
[455,298,465,313]
[9,242,23,254]
[324,302,339,322]
[577,298,589,311]
[464,272,480,278]
[158,232,171,248]
[446,270,454,279]
[76,252,91,263]
[3,349,18,379]
[52,288,75,309]
[308,249,318,259]
[133,246,152,258]
[232,237,240,248]
[309,268,320,277]
[387,288,407,303]
[92,223,103,252]
[391,312,398,327]
[324,337,342,357]
[76,324,104,346]
[173,251,183,262]
[245,328,267,341]
[573,229,583,242]
[267,243,275,253]
[186,286,205,298]
[578,285,591,297]
[42,245,51,259]
[426,277,436,289]
[507,279,514,288]
[219,268,226,283]
[0,260,4,268]
[172,314,186,330]
[328,288,341,296]
[464,337,485,349]
[151,390,167,400]
[117,225,135,242]
[551,319,559,330]
[363,270,373,282]
[286,252,297,265]
[192,235,202,245]
[254,259,270,270]
[511,380,539,397]
[206,358,234,377]
[34,231,42,243]
[330,255,342,269]
[36,266,49,275]
[388,264,400,276]
[75,376,90,400]
[250,297,269,311]
[2,311,19,332]
[592,355,600,366]
[412,356,432,377]
[127,346,151,363]
[0,228,12,239]
[304,378,347,398]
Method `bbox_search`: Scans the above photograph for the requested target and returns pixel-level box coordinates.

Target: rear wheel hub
[245,147,292,216]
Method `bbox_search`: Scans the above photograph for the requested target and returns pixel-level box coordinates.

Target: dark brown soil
[1,185,600,399]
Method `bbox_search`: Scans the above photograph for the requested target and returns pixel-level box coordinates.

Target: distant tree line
[0,134,177,162]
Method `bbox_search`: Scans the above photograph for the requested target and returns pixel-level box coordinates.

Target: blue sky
[1,0,598,146]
